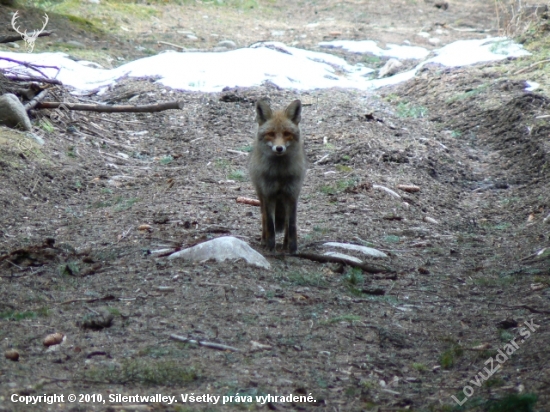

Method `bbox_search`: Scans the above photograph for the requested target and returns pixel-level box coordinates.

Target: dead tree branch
[169,334,241,352]
[0,56,59,79]
[36,100,184,112]
[0,30,54,44]
[24,89,49,111]
[294,252,395,274]
[3,74,62,85]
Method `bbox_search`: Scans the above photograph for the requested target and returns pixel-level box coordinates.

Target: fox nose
[275,145,285,153]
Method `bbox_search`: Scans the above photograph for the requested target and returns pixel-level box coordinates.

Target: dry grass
[494,0,548,37]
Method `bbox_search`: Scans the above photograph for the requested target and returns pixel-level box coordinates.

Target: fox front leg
[283,199,298,253]
[263,199,276,251]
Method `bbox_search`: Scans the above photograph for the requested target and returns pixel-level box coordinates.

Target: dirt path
[1,1,549,411]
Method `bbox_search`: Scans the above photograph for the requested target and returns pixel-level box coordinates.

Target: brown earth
[0,1,549,411]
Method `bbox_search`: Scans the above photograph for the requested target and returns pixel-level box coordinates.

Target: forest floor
[0,0,549,411]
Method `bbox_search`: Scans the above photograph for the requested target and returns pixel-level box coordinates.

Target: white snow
[319,39,430,60]
[0,38,530,93]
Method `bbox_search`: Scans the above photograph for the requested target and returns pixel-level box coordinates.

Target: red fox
[248,99,307,253]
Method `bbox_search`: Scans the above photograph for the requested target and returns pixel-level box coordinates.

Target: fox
[248,98,307,254]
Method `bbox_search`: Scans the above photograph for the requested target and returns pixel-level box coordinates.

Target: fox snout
[267,139,289,154]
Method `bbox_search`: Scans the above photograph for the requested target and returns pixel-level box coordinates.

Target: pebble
[67,40,86,48]
[217,40,236,49]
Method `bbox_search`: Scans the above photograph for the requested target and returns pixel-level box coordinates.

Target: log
[24,89,49,111]
[36,100,184,112]
[0,31,54,44]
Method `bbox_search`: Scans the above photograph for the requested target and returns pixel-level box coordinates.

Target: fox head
[255,99,302,156]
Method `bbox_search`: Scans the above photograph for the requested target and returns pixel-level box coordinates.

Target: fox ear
[256,99,273,125]
[285,100,302,125]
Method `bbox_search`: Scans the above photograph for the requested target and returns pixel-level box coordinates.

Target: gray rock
[378,58,403,78]
[217,40,236,49]
[0,94,32,131]
[27,132,45,145]
[66,40,86,48]
[7,42,20,49]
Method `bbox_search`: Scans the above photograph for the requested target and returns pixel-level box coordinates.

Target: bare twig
[0,56,59,79]
[169,334,241,352]
[373,184,401,198]
[314,154,329,164]
[3,74,62,85]
[157,40,187,50]
[57,295,116,306]
[514,59,550,75]
[24,89,49,111]
[36,101,184,113]
[227,149,248,156]
[490,302,550,314]
[236,196,261,206]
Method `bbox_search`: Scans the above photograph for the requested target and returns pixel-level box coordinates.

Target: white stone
[168,236,270,269]
[0,93,32,131]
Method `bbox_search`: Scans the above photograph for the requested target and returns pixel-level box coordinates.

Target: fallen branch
[169,334,241,352]
[373,184,401,198]
[4,74,62,85]
[236,196,260,206]
[514,59,550,75]
[294,252,395,274]
[227,149,248,156]
[0,31,54,44]
[158,40,187,50]
[24,89,49,111]
[0,56,59,79]
[57,295,116,306]
[36,100,184,113]
[490,303,550,315]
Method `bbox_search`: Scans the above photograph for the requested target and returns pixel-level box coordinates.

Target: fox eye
[264,132,275,139]
[283,132,293,139]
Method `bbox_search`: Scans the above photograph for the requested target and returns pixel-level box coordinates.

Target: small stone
[428,37,441,45]
[0,93,32,131]
[217,40,236,49]
[7,42,20,49]
[329,31,342,36]
[186,34,198,41]
[5,349,19,362]
[66,40,86,48]
[378,58,403,78]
